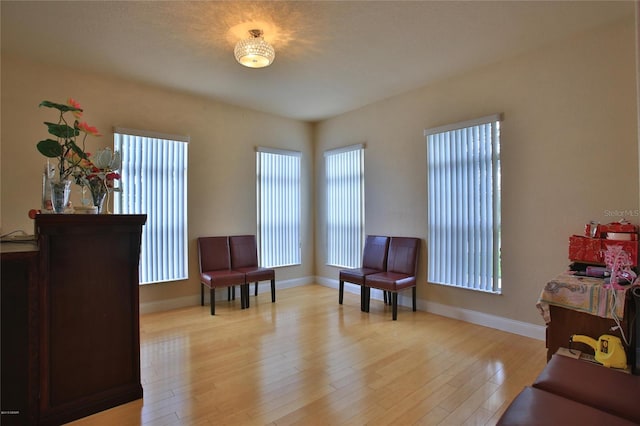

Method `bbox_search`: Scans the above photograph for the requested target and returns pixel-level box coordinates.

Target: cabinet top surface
[35,214,147,226]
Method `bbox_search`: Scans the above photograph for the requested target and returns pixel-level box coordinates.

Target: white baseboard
[317,277,545,341]
[140,276,313,314]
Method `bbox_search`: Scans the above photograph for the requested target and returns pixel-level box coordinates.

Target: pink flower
[77,121,101,136]
[67,98,83,119]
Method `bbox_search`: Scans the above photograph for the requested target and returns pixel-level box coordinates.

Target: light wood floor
[69,284,547,426]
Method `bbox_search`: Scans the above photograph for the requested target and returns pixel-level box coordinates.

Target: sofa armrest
[498,387,635,426]
[532,355,640,424]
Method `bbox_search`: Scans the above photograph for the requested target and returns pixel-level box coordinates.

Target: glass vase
[88,179,108,213]
[50,180,71,213]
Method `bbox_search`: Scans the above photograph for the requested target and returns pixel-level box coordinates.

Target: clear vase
[50,180,71,213]
[88,179,108,213]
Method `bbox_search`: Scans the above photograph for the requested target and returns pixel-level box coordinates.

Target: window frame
[113,127,189,285]
[256,147,302,268]
[425,114,502,293]
[324,143,365,268]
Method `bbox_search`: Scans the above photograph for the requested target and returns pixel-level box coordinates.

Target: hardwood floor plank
[66,284,546,426]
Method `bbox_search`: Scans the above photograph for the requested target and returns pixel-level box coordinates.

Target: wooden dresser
[1,214,146,425]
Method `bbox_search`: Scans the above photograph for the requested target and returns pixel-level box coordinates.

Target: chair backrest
[386,237,420,275]
[362,235,390,270]
[229,235,258,269]
[197,236,231,272]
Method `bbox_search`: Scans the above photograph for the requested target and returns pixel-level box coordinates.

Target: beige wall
[0,55,314,308]
[315,18,638,326]
[1,15,637,329]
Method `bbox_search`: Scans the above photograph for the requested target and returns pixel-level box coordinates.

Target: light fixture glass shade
[234,29,275,68]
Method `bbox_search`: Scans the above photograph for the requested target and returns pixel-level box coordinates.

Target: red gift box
[569,235,639,266]
[569,235,603,264]
[600,222,638,234]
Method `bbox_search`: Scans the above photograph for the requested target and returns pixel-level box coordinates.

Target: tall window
[426,114,502,293]
[114,128,189,285]
[256,147,301,268]
[325,144,365,268]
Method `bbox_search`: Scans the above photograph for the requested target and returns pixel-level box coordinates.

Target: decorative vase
[50,180,71,213]
[88,178,108,214]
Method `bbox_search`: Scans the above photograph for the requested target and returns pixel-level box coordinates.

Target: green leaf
[37,139,63,158]
[44,122,78,139]
[39,100,82,113]
[67,141,88,160]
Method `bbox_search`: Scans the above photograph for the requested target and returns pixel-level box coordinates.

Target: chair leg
[201,283,204,306]
[392,292,398,320]
[412,287,417,311]
[339,280,345,305]
[360,285,365,311]
[245,284,250,308]
[210,288,215,315]
[255,282,258,297]
[383,290,387,305]
[271,279,276,303]
[232,286,236,300]
[364,287,371,313]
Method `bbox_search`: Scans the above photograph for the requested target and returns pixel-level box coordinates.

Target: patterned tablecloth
[536,272,629,323]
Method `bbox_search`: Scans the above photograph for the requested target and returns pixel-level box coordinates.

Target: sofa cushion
[533,354,640,424]
[497,387,636,425]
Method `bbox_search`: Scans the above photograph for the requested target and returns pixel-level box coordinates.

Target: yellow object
[570,334,627,369]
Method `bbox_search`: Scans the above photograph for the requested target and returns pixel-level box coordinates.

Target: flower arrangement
[37,98,121,213]
[37,98,101,182]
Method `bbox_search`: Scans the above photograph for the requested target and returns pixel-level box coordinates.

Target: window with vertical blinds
[325,144,365,268]
[426,114,502,293]
[256,147,301,268]
[113,128,189,285]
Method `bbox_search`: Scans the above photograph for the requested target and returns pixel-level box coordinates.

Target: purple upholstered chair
[364,237,420,320]
[230,235,276,306]
[198,236,247,315]
[338,235,390,311]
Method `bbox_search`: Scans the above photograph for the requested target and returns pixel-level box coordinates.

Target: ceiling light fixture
[234,29,275,68]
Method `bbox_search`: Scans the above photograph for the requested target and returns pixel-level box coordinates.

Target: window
[114,128,189,285]
[325,144,365,268]
[425,114,502,293]
[256,147,301,268]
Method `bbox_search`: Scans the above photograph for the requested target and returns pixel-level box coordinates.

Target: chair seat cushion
[497,387,636,426]
[366,272,416,291]
[234,266,274,282]
[339,267,381,286]
[533,355,640,424]
[201,270,245,287]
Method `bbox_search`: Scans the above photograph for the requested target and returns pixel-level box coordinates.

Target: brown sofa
[498,354,640,425]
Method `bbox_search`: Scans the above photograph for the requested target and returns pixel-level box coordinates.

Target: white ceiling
[1,1,635,122]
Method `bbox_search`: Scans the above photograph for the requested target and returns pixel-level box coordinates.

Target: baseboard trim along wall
[139,276,313,315]
[316,277,546,341]
[140,277,546,341]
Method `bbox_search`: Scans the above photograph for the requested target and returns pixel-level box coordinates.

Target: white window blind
[325,144,365,268]
[114,128,189,285]
[426,114,502,293]
[256,147,301,268]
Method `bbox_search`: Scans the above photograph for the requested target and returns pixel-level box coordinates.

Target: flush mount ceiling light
[234,29,275,68]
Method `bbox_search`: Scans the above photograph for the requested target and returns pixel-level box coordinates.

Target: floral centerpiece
[37,98,120,213]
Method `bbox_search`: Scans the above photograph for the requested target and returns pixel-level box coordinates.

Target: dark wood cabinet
[36,214,146,425]
[1,214,146,425]
[1,242,39,426]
